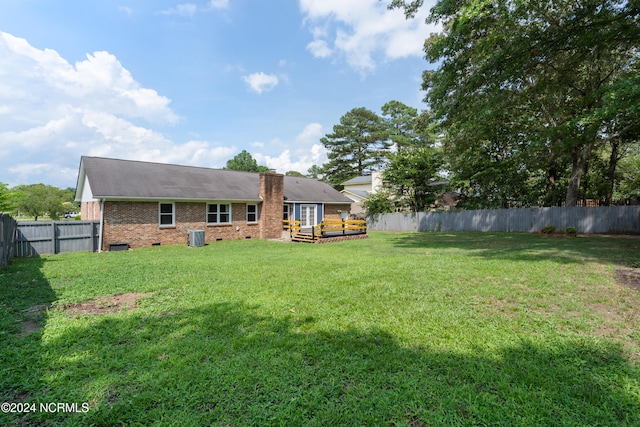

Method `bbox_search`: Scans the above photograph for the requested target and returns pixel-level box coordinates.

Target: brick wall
[259,172,284,239]
[81,201,101,221]
[101,201,261,250]
[324,204,352,219]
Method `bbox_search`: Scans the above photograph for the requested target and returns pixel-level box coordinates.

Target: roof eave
[93,196,263,203]
[285,200,352,204]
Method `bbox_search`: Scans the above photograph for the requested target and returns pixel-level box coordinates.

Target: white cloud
[118,6,134,17]
[160,1,228,16]
[295,123,323,144]
[0,33,179,126]
[208,0,229,9]
[160,3,198,17]
[242,72,279,94]
[223,63,245,73]
[306,40,333,58]
[299,0,438,73]
[134,141,236,168]
[256,144,327,175]
[253,123,327,174]
[0,31,234,187]
[9,163,53,176]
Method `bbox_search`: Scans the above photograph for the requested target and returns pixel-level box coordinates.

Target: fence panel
[368,206,640,234]
[15,221,100,256]
[0,213,18,265]
[56,221,99,253]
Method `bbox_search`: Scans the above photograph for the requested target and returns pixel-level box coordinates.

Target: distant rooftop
[341,175,372,186]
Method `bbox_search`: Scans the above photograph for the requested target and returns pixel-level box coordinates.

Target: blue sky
[0,0,438,189]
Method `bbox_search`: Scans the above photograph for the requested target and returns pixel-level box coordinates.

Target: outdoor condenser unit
[188,230,205,247]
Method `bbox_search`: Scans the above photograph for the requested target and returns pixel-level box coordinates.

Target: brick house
[75,156,352,251]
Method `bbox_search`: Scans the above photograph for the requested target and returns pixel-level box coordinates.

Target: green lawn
[1,232,639,426]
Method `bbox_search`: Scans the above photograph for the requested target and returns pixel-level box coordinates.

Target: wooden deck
[283,219,367,243]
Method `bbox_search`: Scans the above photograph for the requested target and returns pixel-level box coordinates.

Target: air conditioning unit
[188,230,205,247]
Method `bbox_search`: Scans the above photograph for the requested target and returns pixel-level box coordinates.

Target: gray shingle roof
[78,156,351,204]
[341,175,372,185]
[341,189,370,199]
[283,175,352,203]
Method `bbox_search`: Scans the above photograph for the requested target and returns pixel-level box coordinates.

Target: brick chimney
[259,172,284,239]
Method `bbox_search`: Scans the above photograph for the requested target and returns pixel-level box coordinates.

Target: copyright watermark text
[2,402,90,413]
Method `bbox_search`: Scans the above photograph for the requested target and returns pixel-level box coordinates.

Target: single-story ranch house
[75,156,353,250]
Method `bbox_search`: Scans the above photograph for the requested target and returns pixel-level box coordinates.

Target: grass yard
[1,232,640,426]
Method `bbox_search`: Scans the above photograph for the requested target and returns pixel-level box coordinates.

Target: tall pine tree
[320,107,390,188]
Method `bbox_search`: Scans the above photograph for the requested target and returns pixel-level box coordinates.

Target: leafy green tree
[381,101,417,149]
[285,171,305,177]
[615,144,640,200]
[362,190,395,215]
[384,146,445,212]
[225,150,268,172]
[320,107,390,188]
[391,0,640,207]
[381,101,439,150]
[11,184,68,220]
[307,165,323,179]
[443,110,551,208]
[598,69,640,204]
[0,183,12,213]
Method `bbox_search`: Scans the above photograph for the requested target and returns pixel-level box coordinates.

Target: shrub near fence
[368,206,640,234]
[0,213,17,265]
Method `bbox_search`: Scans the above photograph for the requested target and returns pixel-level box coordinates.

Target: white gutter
[98,199,105,253]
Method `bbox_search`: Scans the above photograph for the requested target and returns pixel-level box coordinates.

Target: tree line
[7,0,638,217]
[313,0,639,212]
[317,101,446,214]
[0,184,77,220]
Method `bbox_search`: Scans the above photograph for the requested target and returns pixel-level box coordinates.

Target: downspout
[98,199,105,253]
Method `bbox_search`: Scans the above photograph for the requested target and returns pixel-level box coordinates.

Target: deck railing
[283,219,301,234]
[284,218,367,241]
[315,218,367,236]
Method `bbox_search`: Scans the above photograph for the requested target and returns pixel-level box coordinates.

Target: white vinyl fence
[367,206,640,234]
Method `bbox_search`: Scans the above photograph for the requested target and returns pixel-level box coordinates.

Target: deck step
[291,233,317,243]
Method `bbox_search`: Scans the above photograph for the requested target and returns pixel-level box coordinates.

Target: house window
[247,204,258,223]
[159,202,175,226]
[283,204,290,221]
[207,203,231,224]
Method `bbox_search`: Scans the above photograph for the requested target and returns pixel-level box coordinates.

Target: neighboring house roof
[76,156,351,204]
[341,189,370,203]
[341,175,372,186]
[341,174,375,202]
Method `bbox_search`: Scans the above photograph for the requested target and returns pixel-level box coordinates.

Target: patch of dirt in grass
[64,292,151,316]
[589,298,640,363]
[473,295,521,318]
[20,320,43,336]
[19,304,51,336]
[4,389,31,403]
[592,326,635,337]
[615,266,640,291]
